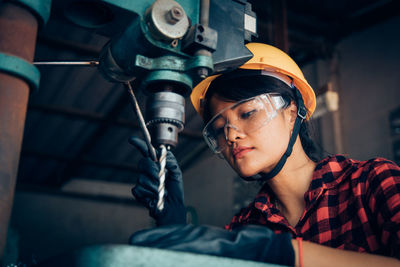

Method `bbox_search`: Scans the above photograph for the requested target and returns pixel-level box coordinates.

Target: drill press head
[96,0,256,149]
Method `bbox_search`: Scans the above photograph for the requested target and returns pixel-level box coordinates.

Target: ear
[283,101,298,130]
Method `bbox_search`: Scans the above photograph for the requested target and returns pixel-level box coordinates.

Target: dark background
[4,0,400,263]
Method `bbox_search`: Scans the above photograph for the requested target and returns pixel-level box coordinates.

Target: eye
[240,109,258,119]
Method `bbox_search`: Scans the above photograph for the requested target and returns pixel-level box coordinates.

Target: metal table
[39,245,287,267]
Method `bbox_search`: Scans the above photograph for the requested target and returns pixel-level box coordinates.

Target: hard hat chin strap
[241,88,307,182]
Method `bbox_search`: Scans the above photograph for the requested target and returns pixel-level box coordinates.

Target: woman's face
[208,95,295,177]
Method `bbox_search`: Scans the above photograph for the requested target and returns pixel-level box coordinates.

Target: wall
[337,16,400,160]
[303,16,400,161]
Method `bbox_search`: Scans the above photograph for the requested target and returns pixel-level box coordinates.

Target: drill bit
[125,82,166,212]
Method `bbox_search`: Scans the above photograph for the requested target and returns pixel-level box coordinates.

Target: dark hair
[203,69,321,162]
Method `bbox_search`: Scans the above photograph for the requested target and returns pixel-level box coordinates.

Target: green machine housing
[61,0,257,148]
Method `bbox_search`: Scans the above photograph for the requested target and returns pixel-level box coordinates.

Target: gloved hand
[130,224,295,266]
[129,137,186,226]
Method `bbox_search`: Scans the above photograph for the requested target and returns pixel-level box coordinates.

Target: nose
[224,123,246,144]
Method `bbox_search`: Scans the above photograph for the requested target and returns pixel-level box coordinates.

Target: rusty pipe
[0,2,39,261]
[199,0,210,26]
[195,0,211,78]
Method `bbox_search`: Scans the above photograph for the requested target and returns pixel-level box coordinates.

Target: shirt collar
[310,154,355,191]
[254,154,354,205]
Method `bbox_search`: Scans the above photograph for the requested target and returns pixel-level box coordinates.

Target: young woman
[129,43,400,266]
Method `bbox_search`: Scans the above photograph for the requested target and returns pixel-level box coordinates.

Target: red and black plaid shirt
[226,155,400,256]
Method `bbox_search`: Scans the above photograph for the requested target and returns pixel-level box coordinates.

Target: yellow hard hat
[190,43,316,120]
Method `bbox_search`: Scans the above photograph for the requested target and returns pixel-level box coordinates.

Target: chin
[236,166,260,178]
[225,154,265,177]
[227,158,256,177]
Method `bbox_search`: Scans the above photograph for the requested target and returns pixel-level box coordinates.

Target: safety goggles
[202,93,287,153]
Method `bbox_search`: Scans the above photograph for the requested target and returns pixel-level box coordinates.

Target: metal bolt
[166,6,184,24]
[139,56,150,66]
[197,68,209,79]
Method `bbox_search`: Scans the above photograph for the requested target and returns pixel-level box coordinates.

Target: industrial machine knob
[145,0,190,41]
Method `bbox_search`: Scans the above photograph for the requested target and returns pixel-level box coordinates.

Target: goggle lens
[202,93,286,153]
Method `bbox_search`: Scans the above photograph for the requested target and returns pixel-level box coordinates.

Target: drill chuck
[146,92,185,148]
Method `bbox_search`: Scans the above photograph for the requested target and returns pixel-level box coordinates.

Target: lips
[232,146,254,159]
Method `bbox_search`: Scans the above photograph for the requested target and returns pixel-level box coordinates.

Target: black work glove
[129,137,186,226]
[130,224,294,266]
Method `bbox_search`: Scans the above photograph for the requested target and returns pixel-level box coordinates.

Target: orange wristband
[296,237,303,267]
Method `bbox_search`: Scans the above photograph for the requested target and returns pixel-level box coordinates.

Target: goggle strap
[243,88,306,182]
[259,111,302,180]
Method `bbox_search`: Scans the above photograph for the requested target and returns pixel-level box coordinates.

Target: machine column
[0,2,39,260]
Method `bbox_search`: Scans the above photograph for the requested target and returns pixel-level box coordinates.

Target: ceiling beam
[328,0,400,42]
[21,149,140,173]
[36,34,101,57]
[45,91,132,186]
[28,104,204,140]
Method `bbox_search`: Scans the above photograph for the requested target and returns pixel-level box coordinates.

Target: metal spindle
[33,60,99,66]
